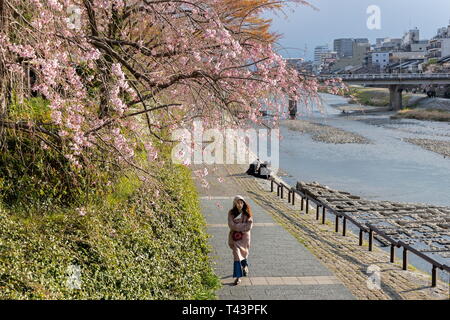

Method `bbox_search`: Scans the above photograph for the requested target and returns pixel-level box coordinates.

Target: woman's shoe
[243,266,249,276]
[234,278,241,286]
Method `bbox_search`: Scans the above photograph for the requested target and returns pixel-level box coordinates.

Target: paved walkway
[192,165,355,300]
[193,164,450,300]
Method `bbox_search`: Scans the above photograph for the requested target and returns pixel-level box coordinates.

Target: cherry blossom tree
[0,0,321,170]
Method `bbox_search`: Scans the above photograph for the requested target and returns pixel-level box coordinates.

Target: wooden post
[403,248,408,270]
[359,229,363,246]
[431,265,437,287]
[305,198,309,213]
[335,215,339,232]
[390,244,395,263]
[368,229,373,251]
[322,206,326,224]
[342,217,346,236]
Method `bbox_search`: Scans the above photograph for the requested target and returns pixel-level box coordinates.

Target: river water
[275,93,450,281]
[279,93,450,207]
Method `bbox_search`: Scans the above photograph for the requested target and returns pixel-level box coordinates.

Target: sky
[263,0,450,60]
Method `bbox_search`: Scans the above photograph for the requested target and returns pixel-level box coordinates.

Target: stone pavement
[192,165,355,300]
[223,165,450,300]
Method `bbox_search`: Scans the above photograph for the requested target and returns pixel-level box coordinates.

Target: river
[274,93,450,281]
[278,93,450,207]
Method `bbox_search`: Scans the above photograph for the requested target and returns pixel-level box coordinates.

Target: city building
[319,51,338,73]
[410,41,428,52]
[334,38,353,58]
[391,51,427,60]
[370,51,390,71]
[284,58,314,74]
[376,38,389,48]
[427,38,450,59]
[375,38,402,51]
[314,44,330,66]
[285,58,304,70]
[331,42,370,73]
[354,38,369,44]
[427,22,450,59]
[402,28,420,47]
[436,23,450,38]
[298,60,314,74]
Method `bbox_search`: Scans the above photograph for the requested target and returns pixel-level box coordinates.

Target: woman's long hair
[229,200,252,220]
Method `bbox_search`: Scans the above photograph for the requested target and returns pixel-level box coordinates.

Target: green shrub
[0,117,220,298]
[0,96,103,210]
[0,129,110,212]
[9,96,51,122]
[0,159,220,299]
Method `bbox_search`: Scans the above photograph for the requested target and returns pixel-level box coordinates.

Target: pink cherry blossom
[1,0,324,170]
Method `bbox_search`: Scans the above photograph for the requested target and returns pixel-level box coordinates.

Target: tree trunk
[0,0,10,117]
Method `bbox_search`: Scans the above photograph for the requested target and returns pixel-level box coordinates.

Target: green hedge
[0,155,220,299]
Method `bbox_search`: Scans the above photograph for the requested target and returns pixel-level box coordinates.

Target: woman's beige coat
[228,210,253,261]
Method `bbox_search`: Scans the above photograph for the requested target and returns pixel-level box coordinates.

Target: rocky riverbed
[403,138,450,158]
[282,119,371,144]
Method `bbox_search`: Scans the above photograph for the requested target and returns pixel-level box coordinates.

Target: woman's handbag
[232,231,243,241]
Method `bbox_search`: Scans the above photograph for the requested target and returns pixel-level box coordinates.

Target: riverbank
[346,87,416,107]
[282,119,371,144]
[392,108,450,122]
[344,86,450,122]
[403,138,450,158]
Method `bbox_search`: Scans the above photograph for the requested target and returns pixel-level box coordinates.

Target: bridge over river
[318,73,450,110]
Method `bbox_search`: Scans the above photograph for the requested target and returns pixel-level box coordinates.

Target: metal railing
[269,177,450,287]
[319,73,450,81]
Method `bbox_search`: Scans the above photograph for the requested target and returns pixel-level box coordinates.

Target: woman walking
[228,195,253,285]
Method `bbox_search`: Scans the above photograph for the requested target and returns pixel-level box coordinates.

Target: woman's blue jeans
[233,259,248,278]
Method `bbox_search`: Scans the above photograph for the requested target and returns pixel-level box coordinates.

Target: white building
[314,44,330,66]
[371,52,390,70]
[376,38,402,51]
[410,41,428,52]
[391,51,426,60]
[436,23,450,38]
[427,38,450,59]
[427,22,450,59]
[402,28,420,47]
